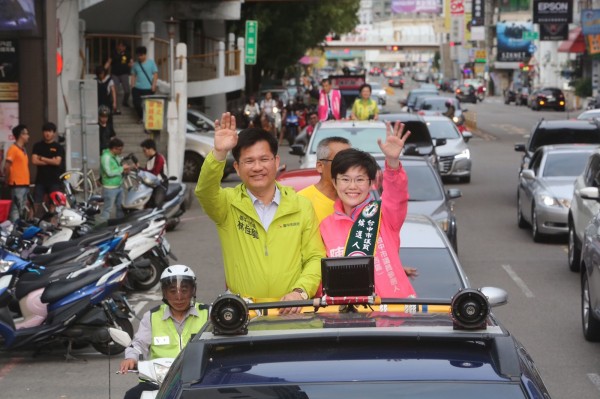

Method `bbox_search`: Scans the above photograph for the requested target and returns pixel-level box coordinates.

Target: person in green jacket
[195,112,325,314]
[119,265,208,399]
[100,137,129,221]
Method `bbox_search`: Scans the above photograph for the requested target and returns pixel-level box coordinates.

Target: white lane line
[133,301,148,317]
[501,264,535,298]
[587,373,600,392]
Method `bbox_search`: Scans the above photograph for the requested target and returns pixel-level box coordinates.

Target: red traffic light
[449,42,455,47]
[392,45,399,51]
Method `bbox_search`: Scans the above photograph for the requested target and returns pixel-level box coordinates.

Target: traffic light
[449,42,455,47]
[392,45,399,51]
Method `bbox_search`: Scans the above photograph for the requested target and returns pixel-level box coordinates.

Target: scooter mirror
[108,327,133,347]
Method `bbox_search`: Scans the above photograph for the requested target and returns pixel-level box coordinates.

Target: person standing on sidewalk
[31,122,65,204]
[104,40,132,109]
[4,124,30,222]
[131,46,158,123]
[100,137,129,221]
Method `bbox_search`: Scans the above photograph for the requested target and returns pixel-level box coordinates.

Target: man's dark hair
[117,39,127,47]
[135,46,147,56]
[331,148,378,181]
[42,122,57,132]
[95,65,106,76]
[232,128,278,162]
[108,137,124,149]
[140,138,156,150]
[321,78,331,86]
[358,83,372,93]
[12,124,27,140]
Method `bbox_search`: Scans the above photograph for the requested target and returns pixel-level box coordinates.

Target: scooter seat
[107,209,155,226]
[29,246,91,266]
[165,183,182,201]
[49,230,114,253]
[14,261,87,300]
[120,221,150,237]
[41,267,108,304]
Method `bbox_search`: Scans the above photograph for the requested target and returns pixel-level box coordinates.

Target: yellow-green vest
[149,303,208,359]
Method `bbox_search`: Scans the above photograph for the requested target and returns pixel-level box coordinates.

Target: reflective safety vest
[149,303,208,359]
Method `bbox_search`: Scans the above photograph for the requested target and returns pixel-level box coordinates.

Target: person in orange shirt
[4,124,30,222]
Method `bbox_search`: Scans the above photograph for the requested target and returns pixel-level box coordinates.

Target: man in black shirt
[31,122,65,203]
[105,40,132,108]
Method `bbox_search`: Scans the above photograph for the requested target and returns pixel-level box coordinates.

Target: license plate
[161,237,171,254]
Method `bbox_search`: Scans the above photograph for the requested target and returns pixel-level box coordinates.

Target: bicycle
[60,169,101,200]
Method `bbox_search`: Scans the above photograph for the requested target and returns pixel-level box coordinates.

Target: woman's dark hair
[331,148,378,181]
[358,83,372,94]
[232,128,278,162]
[95,65,106,76]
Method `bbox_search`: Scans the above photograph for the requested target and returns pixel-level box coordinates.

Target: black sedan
[455,84,477,103]
[528,87,565,111]
[387,75,404,89]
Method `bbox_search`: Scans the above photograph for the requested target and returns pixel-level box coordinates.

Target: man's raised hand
[213,112,238,161]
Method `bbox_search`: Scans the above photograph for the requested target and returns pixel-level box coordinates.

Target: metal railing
[225,49,241,76]
[152,37,170,82]
[84,34,141,77]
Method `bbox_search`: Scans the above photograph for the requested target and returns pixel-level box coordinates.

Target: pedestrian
[119,265,208,399]
[4,124,30,222]
[98,105,116,153]
[319,122,417,298]
[303,111,319,138]
[350,83,379,121]
[100,137,129,221]
[131,46,158,123]
[195,113,324,312]
[31,122,65,204]
[140,138,167,207]
[104,40,132,109]
[318,77,344,121]
[95,65,118,115]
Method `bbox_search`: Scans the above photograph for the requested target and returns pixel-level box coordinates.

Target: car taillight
[389,79,393,83]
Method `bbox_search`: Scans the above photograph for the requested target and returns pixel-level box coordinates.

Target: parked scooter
[110,328,173,399]
[121,154,189,230]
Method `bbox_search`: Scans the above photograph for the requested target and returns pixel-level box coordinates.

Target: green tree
[235,0,360,91]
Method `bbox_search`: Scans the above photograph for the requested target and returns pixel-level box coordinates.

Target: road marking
[180,214,210,222]
[0,357,23,381]
[502,264,535,298]
[133,300,148,316]
[588,373,600,392]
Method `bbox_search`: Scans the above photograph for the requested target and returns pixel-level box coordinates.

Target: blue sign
[497,21,534,62]
[582,9,600,35]
[529,44,537,53]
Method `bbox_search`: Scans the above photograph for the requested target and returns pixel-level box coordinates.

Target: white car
[577,109,600,120]
[369,82,387,105]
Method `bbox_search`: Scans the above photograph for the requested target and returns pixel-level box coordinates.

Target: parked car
[580,209,600,340]
[455,84,477,103]
[277,156,462,251]
[528,87,565,111]
[417,96,468,132]
[514,119,600,174]
[423,115,473,183]
[413,71,429,82]
[387,75,404,89]
[401,88,439,111]
[291,118,441,169]
[568,148,600,271]
[517,144,597,242]
[577,109,600,120]
[369,81,387,105]
[152,245,552,399]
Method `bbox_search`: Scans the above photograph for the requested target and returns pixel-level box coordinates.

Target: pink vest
[318,89,341,121]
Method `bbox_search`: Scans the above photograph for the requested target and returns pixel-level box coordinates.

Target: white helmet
[160,265,197,306]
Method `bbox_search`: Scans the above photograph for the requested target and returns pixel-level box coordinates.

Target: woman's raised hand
[377,121,412,167]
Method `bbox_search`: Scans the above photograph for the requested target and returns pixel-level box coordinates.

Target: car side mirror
[520,169,535,180]
[447,188,462,199]
[579,186,600,201]
[462,131,472,143]
[289,144,305,156]
[434,138,447,147]
[514,143,526,152]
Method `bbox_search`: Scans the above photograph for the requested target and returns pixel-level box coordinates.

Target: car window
[529,128,600,151]
[529,150,542,173]
[400,248,464,298]
[425,120,461,140]
[421,98,459,111]
[584,155,600,186]
[407,90,437,106]
[542,152,593,177]
[309,127,387,154]
[578,111,600,120]
[404,164,444,200]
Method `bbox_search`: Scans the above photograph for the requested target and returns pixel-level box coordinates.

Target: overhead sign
[539,22,568,40]
[245,20,258,65]
[533,0,572,24]
[471,0,485,26]
[497,21,534,63]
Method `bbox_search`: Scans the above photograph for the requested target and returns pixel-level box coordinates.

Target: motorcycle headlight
[0,260,14,273]
[452,116,460,123]
[154,363,171,385]
[455,149,470,160]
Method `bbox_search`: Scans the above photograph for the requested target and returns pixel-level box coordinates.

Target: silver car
[369,81,387,105]
[423,115,472,183]
[517,144,597,243]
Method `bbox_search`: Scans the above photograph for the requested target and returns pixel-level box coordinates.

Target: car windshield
[407,90,437,106]
[400,248,464,298]
[404,164,444,200]
[425,120,461,140]
[185,383,526,399]
[542,151,593,177]
[529,128,600,151]
[309,127,387,154]
[421,98,458,111]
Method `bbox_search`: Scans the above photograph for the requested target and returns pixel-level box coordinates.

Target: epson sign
[533,0,572,24]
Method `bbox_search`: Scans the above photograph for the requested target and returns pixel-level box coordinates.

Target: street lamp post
[164,17,179,101]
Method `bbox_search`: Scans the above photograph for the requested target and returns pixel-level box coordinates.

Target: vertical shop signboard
[0,40,18,143]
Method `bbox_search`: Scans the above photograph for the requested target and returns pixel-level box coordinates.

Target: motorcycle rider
[120,265,208,399]
[443,99,456,119]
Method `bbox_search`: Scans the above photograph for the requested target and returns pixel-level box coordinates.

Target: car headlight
[0,260,14,273]
[455,149,470,160]
[539,195,569,208]
[452,116,460,123]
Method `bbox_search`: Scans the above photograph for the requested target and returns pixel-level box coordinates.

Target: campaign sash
[344,200,382,256]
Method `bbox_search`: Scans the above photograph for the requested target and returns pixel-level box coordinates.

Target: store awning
[558,27,586,53]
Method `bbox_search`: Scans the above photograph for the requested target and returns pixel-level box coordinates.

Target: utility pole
[484,0,497,94]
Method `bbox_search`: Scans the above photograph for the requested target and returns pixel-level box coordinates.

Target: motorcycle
[110,328,173,399]
[121,154,189,231]
[0,253,134,355]
[285,112,300,145]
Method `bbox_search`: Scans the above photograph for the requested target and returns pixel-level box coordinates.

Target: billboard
[539,22,568,40]
[496,21,534,62]
[533,0,572,24]
[0,0,36,31]
[391,0,441,14]
[499,0,530,12]
[0,40,19,142]
[471,0,485,27]
[582,9,600,55]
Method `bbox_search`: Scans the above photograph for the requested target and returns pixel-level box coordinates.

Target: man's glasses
[239,157,275,167]
[335,176,371,187]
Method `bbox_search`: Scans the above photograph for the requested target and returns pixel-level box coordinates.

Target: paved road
[1,79,598,398]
